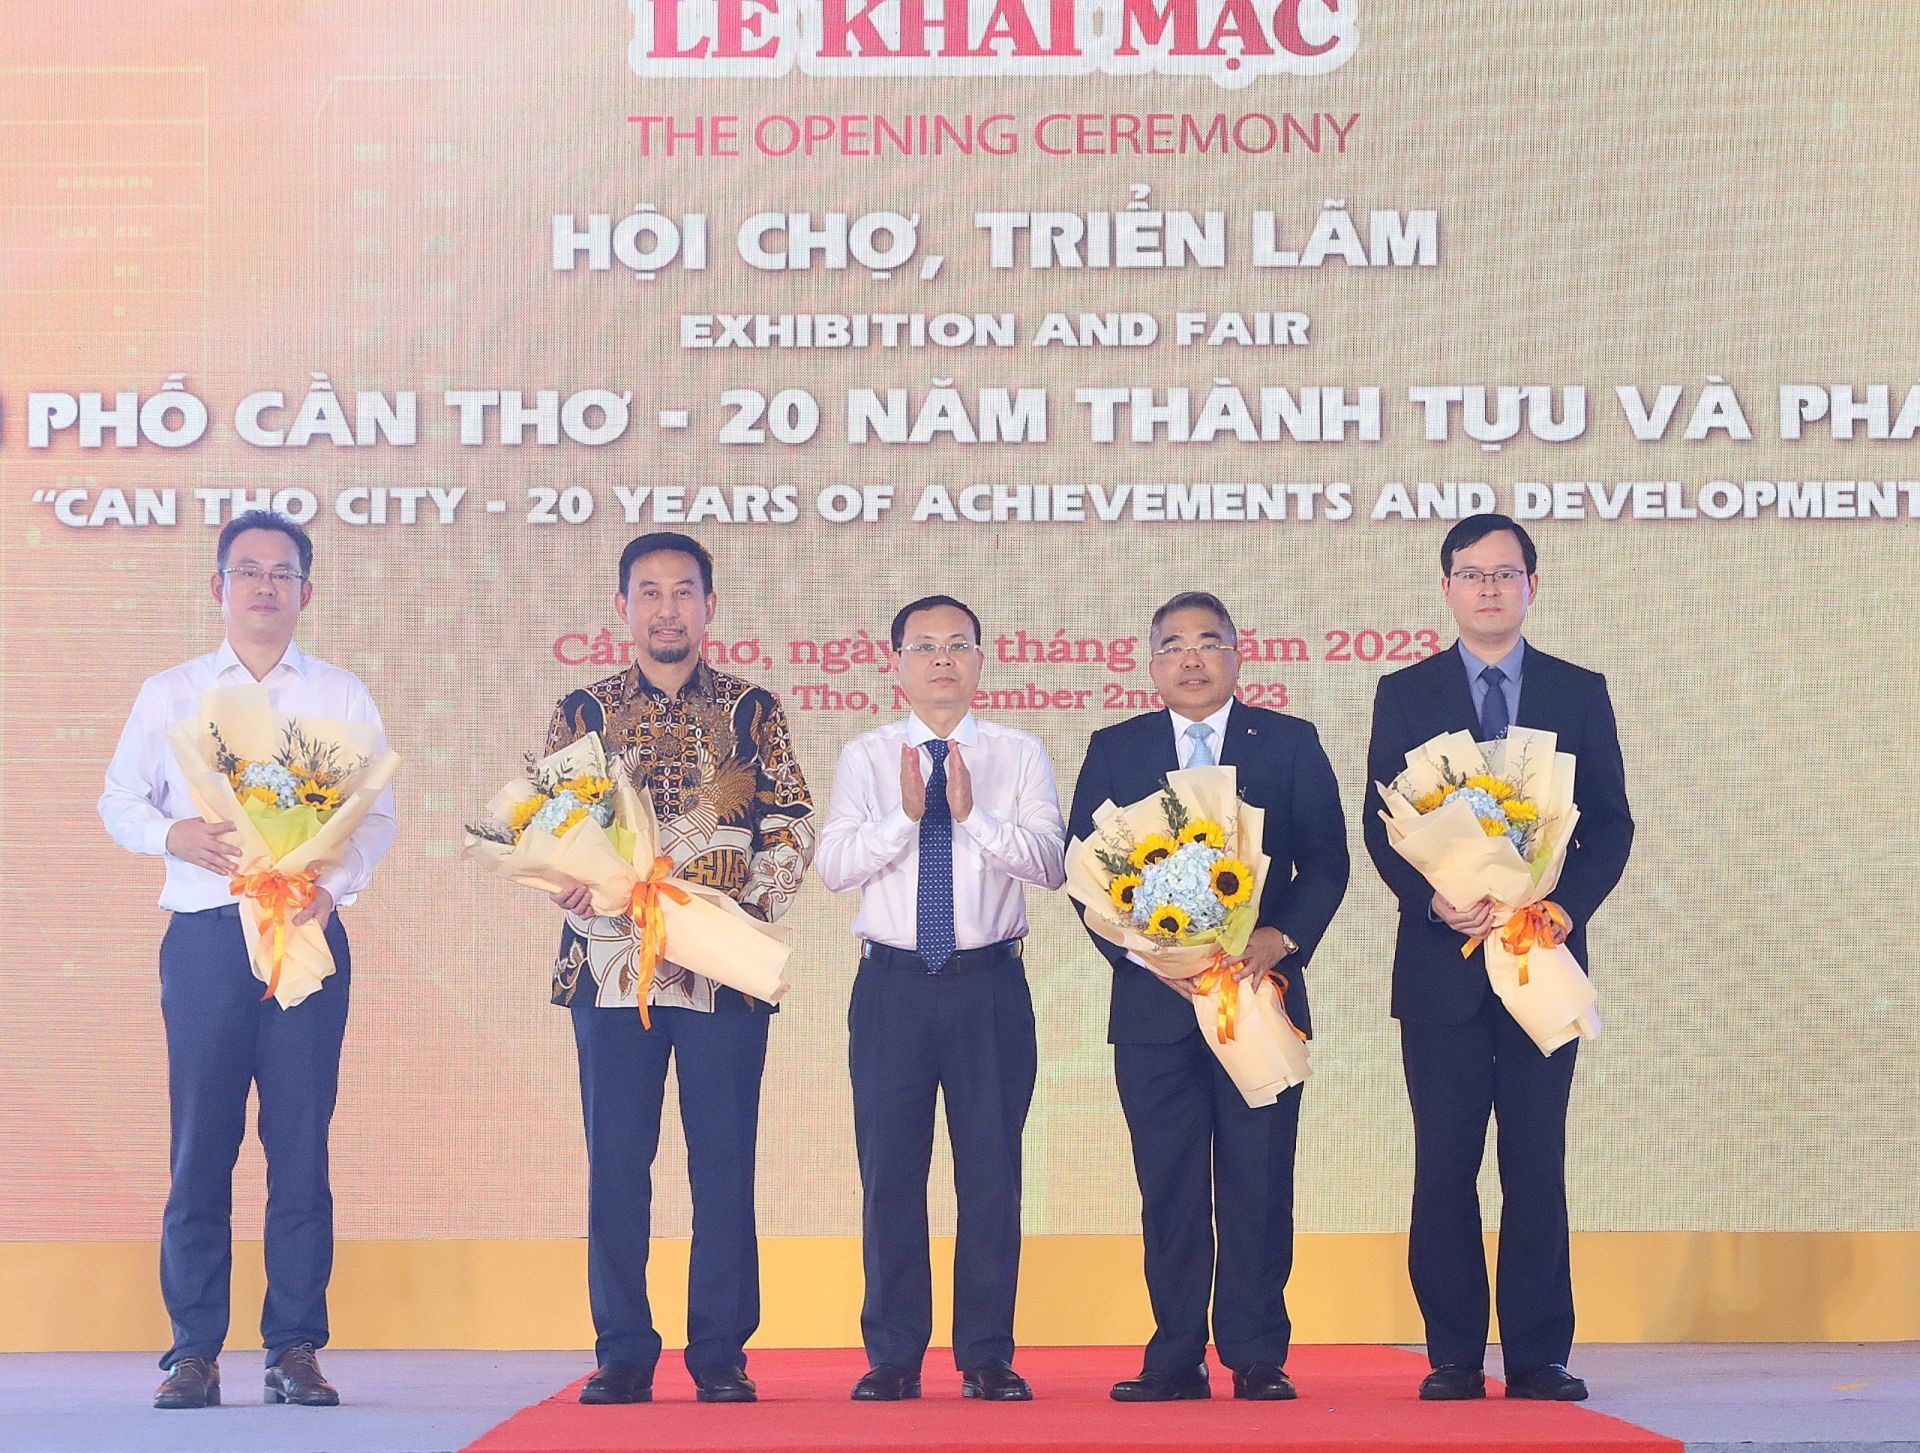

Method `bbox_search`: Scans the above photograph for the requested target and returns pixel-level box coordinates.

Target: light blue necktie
[915,740,955,972]
[1185,721,1216,767]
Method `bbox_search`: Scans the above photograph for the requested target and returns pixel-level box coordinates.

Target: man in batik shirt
[545,531,814,1407]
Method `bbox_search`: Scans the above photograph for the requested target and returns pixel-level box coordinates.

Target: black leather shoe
[851,1364,922,1401]
[1110,1365,1210,1402]
[578,1363,653,1404]
[263,1344,339,1406]
[1419,1364,1487,1400]
[961,1361,1033,1401]
[1504,1364,1588,1401]
[692,1366,757,1403]
[153,1357,220,1409]
[1232,1363,1296,1400]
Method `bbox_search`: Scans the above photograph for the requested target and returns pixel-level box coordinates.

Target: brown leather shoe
[264,1344,339,1406]
[153,1357,220,1409]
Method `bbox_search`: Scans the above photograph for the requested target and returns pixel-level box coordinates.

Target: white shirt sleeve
[954,736,1067,890]
[815,738,917,893]
[98,677,189,858]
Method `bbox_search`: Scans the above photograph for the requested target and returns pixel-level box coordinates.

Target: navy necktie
[916,740,956,972]
[1479,664,1510,741]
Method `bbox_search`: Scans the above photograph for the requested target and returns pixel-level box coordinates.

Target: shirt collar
[907,711,980,748]
[1168,697,1234,745]
[630,658,714,701]
[213,638,309,682]
[1457,636,1526,684]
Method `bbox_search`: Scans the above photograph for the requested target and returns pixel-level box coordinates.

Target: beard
[645,638,694,664]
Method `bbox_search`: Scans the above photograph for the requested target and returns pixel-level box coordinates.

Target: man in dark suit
[1069,591,1348,1402]
[1363,514,1633,1403]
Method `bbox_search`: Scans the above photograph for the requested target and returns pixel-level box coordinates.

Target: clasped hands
[898,741,972,823]
[1164,925,1292,1002]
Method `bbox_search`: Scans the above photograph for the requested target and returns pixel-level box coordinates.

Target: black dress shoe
[851,1364,922,1401]
[961,1361,1033,1401]
[578,1363,653,1404]
[1232,1363,1297,1400]
[1110,1365,1210,1402]
[1504,1364,1589,1401]
[692,1366,757,1404]
[1419,1364,1487,1400]
[264,1345,339,1406]
[153,1357,220,1409]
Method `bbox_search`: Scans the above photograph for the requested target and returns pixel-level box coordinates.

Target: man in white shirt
[98,511,396,1411]
[817,595,1067,1403]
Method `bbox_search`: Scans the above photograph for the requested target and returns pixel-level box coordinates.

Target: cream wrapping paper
[165,685,400,1009]
[463,733,789,1010]
[1066,765,1310,1107]
[1376,726,1599,1055]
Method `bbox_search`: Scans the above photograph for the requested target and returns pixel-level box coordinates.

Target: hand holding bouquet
[166,685,400,1008]
[1066,765,1310,1107]
[463,732,789,1018]
[1375,726,1599,1054]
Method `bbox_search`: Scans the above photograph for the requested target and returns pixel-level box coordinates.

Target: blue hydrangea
[1443,786,1507,823]
[240,760,301,808]
[1132,842,1227,934]
[529,790,586,833]
[589,798,615,828]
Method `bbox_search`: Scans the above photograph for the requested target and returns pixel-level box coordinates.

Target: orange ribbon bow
[1498,901,1572,987]
[1191,955,1308,1047]
[626,855,691,1028]
[229,867,319,1002]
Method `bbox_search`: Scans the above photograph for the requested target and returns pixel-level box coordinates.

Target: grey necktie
[1185,720,1216,766]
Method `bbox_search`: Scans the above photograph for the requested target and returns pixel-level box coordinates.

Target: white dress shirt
[1170,699,1235,767]
[98,640,398,911]
[816,711,1066,950]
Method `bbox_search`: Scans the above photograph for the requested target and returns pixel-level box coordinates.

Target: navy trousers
[1400,991,1579,1375]
[570,999,769,1379]
[158,906,350,1370]
[848,948,1037,1373]
[1114,1034,1302,1374]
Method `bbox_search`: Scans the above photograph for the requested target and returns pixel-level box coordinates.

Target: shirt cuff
[146,816,189,857]
[953,805,1008,854]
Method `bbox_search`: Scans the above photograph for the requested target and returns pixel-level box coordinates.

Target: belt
[861,938,1023,974]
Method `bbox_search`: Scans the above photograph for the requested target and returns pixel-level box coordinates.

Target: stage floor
[0,1345,1913,1453]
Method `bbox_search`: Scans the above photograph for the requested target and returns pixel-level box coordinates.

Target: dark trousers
[158,906,350,1370]
[1115,1034,1302,1373]
[1400,991,1579,1375]
[570,999,769,1378]
[848,948,1037,1372]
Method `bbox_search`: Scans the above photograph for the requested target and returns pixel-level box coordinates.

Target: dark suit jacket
[1363,642,1635,1025]
[1070,701,1350,1045]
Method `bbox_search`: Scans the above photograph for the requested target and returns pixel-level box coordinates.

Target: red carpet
[464,1346,1680,1453]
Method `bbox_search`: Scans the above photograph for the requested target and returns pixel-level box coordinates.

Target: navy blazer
[1363,642,1635,1025]
[1070,701,1350,1045]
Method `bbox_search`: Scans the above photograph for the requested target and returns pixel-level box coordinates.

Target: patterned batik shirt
[545,660,815,1012]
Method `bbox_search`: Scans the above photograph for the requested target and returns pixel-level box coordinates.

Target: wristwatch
[1276,931,1300,960]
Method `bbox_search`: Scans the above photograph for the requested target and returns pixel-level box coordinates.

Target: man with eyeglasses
[817,595,1066,1403]
[1362,513,1633,1403]
[1068,591,1348,1403]
[99,510,397,1409]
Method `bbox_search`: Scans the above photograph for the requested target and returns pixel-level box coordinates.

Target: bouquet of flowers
[463,732,789,1017]
[166,685,400,1008]
[1066,764,1309,1107]
[1375,725,1599,1054]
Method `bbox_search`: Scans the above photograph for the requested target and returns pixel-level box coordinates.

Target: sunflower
[295,779,343,813]
[1147,904,1191,938]
[1178,818,1226,849]
[238,783,279,809]
[558,774,614,802]
[556,807,588,835]
[1504,799,1538,822]
[1130,832,1177,870]
[1413,787,1447,814]
[1210,857,1254,908]
[1480,817,1510,836]
[507,793,549,831]
[1465,774,1516,801]
[1109,873,1142,913]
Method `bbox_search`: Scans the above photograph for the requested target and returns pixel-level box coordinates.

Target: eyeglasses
[1449,568,1528,588]
[899,641,979,657]
[1151,641,1237,658]
[220,565,306,588]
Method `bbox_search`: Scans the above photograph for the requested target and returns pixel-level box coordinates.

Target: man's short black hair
[218,510,313,578]
[1441,513,1537,575]
[619,532,714,595]
[1150,590,1237,643]
[890,595,982,651]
